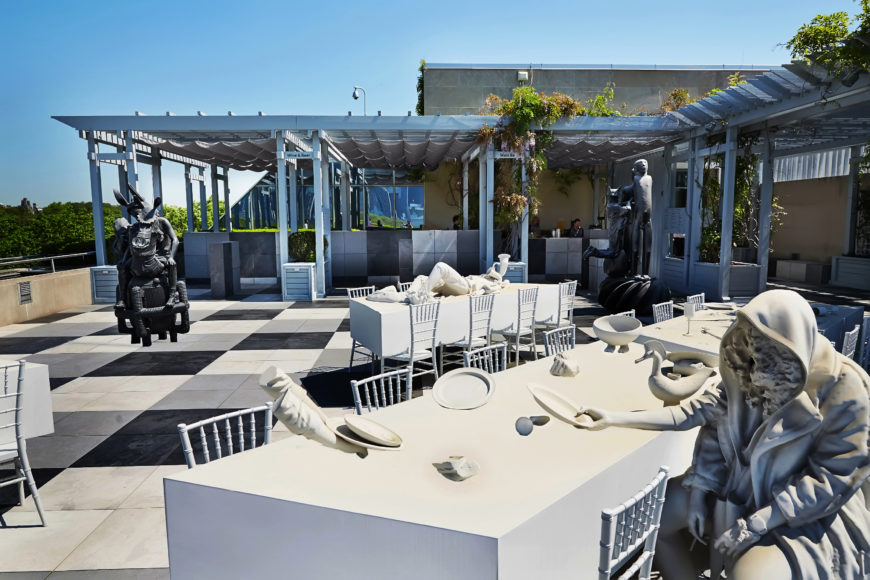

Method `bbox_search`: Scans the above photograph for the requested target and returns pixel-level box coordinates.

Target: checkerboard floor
[0,283,607,576]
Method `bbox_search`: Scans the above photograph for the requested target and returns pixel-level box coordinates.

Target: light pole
[352,85,367,116]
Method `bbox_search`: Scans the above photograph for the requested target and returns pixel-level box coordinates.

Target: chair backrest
[859,314,870,371]
[842,324,861,360]
[557,280,578,325]
[598,466,669,580]
[463,343,509,373]
[347,285,375,299]
[652,301,674,323]
[468,294,495,348]
[517,287,539,332]
[544,325,576,357]
[686,293,705,311]
[614,309,636,318]
[409,302,440,357]
[398,281,413,292]
[350,367,413,414]
[0,360,25,450]
[177,403,274,469]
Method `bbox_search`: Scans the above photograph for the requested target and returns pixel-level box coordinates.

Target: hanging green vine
[474,85,619,255]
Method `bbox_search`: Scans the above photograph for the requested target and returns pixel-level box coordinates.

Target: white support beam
[210,165,220,232]
[184,164,195,232]
[461,143,481,163]
[652,144,673,278]
[520,149,529,264]
[340,161,350,231]
[757,132,774,287]
[223,167,231,232]
[151,148,163,216]
[276,132,289,268]
[321,137,332,292]
[462,160,469,230]
[87,133,107,266]
[592,165,601,225]
[312,133,326,297]
[198,167,207,231]
[686,138,703,288]
[289,162,298,233]
[485,143,495,269]
[124,131,139,199]
[479,149,487,271]
[844,145,863,255]
[717,127,739,300]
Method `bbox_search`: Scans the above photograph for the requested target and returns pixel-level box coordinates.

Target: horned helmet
[113,184,161,222]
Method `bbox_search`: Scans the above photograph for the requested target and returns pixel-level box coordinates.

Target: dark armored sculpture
[584,159,669,315]
[112,185,190,347]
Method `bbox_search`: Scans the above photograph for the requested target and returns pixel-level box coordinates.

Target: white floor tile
[119,465,186,509]
[77,390,171,412]
[0,510,112,572]
[186,320,270,334]
[15,467,156,512]
[50,393,105,412]
[325,332,353,349]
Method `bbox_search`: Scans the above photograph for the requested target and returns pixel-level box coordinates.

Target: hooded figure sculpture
[580,289,870,579]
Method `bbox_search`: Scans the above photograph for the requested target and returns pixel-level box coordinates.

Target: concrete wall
[424,66,769,115]
[771,176,848,264]
[183,232,278,281]
[0,269,91,326]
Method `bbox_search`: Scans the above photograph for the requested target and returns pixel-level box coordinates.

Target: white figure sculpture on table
[576,290,870,579]
[367,253,512,304]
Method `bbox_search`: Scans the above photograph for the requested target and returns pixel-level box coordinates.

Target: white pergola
[53,62,870,299]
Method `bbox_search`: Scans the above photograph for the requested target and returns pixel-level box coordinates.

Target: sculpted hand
[713,518,760,558]
[167,258,176,267]
[687,488,707,543]
[576,407,611,430]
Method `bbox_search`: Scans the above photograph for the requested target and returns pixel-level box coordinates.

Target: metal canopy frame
[53,63,870,300]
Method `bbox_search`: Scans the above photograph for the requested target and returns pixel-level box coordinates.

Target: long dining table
[348,283,561,359]
[163,339,700,580]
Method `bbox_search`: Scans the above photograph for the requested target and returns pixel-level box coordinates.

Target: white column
[340,161,350,231]
[87,133,107,265]
[321,140,332,291]
[462,160,469,230]
[651,145,672,278]
[592,165,601,225]
[223,168,232,232]
[485,143,495,269]
[312,133,326,297]
[289,162,298,233]
[198,167,207,231]
[717,127,738,301]
[210,165,220,232]
[520,150,529,263]
[844,145,862,255]
[184,164,195,232]
[478,155,486,271]
[124,131,139,197]
[276,132,289,267]
[757,131,774,287]
[151,148,163,215]
[685,138,702,288]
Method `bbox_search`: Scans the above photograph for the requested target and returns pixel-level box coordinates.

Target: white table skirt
[0,359,54,440]
[164,340,696,580]
[349,283,561,358]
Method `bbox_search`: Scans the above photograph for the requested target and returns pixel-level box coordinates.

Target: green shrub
[288,230,328,262]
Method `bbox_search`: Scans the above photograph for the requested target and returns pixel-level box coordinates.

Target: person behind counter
[452,214,461,230]
[529,215,542,238]
[567,218,584,238]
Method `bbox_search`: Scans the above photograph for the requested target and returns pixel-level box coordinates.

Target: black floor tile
[71,434,186,467]
[337,318,351,332]
[301,364,371,408]
[25,312,81,324]
[85,351,224,376]
[0,337,78,354]
[286,300,348,309]
[201,309,283,321]
[0,468,64,511]
[90,325,121,336]
[232,332,333,350]
[49,377,75,390]
[114,409,239,436]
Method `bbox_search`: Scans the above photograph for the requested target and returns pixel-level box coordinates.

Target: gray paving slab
[11,324,114,338]
[25,435,109,468]
[26,353,127,378]
[150,390,231,410]
[47,569,169,579]
[52,411,142,436]
[177,374,249,391]
[0,573,51,579]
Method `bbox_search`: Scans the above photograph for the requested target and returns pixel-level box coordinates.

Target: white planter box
[504,262,527,284]
[90,266,118,304]
[281,262,316,301]
[831,256,870,290]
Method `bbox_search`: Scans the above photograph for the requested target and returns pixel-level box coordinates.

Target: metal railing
[0,251,96,273]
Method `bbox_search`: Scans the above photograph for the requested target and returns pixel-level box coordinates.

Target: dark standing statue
[113,185,190,347]
[583,159,669,315]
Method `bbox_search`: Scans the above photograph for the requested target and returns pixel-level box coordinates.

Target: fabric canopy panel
[139,136,279,172]
[546,138,672,168]
[327,133,478,169]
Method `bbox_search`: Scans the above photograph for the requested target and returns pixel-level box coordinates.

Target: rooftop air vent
[18,281,32,305]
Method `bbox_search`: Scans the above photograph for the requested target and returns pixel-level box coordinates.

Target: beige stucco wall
[771,176,848,263]
[0,268,92,327]
[423,164,595,231]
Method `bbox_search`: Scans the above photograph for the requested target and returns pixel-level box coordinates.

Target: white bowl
[593,315,642,349]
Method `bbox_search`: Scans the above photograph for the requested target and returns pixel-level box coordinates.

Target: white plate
[432,368,495,410]
[344,415,402,448]
[332,423,403,451]
[527,383,590,427]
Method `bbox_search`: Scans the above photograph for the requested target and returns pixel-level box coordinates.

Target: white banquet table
[163,340,697,580]
[349,283,559,359]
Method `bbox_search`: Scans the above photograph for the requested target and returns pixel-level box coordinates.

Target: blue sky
[0,0,858,209]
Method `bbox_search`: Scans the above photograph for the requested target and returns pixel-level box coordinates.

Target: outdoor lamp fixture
[352,85,367,116]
